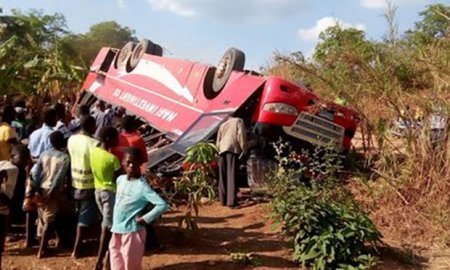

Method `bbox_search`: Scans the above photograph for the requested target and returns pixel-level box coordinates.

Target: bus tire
[127,39,162,71]
[114,41,135,70]
[204,47,245,99]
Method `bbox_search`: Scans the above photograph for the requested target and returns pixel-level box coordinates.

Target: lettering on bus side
[111,88,178,123]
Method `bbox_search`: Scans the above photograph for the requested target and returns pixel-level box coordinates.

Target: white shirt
[0,160,19,215]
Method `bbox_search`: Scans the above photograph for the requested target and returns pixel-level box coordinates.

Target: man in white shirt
[216,117,247,208]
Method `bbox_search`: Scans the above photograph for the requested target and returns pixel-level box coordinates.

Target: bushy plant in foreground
[172,142,217,230]
[270,142,381,269]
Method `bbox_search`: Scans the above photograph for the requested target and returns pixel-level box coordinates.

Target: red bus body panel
[79,47,358,151]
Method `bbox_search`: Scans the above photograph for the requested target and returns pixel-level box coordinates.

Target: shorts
[37,190,60,236]
[95,190,115,229]
[76,197,98,227]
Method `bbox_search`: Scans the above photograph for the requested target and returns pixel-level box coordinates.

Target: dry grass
[266,33,450,253]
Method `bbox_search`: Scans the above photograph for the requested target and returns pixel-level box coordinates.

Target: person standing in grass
[31,131,70,258]
[109,148,168,270]
[90,126,122,270]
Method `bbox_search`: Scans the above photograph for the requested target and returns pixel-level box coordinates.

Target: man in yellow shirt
[67,116,99,258]
[0,104,18,161]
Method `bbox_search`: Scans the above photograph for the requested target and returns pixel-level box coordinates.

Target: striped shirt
[31,148,70,191]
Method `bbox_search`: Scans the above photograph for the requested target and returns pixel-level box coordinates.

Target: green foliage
[0,9,137,97]
[314,25,376,66]
[184,142,218,164]
[230,252,262,266]
[407,4,450,44]
[0,9,82,96]
[269,143,381,269]
[172,142,218,230]
[268,2,450,249]
[62,21,137,66]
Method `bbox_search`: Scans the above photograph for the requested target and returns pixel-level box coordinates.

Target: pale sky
[1,0,445,69]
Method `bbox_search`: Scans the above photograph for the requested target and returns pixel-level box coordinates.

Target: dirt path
[3,202,418,270]
[3,202,296,270]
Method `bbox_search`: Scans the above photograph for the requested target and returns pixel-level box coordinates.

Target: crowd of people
[0,96,168,270]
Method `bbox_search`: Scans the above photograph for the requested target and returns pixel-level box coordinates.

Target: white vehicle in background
[391,108,448,144]
[430,112,448,144]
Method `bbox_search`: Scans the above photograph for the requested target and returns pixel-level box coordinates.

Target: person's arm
[112,156,124,182]
[237,119,247,158]
[137,138,149,163]
[136,182,168,225]
[31,157,44,187]
[44,137,52,152]
[49,155,70,193]
[216,126,222,147]
[0,170,7,185]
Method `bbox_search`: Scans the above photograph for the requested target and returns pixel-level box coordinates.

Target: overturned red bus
[75,39,359,173]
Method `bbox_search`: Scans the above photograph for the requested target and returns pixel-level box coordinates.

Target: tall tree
[407,3,450,45]
[62,21,137,66]
[0,9,82,96]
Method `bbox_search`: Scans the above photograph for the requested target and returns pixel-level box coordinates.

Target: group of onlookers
[0,96,167,270]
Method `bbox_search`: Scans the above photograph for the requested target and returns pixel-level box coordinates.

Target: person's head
[49,131,65,150]
[43,108,58,127]
[80,115,97,135]
[14,106,27,121]
[78,104,90,118]
[13,99,26,109]
[98,126,119,148]
[121,115,137,133]
[95,100,105,112]
[52,103,66,121]
[123,147,144,179]
[115,107,126,118]
[0,104,16,124]
[10,144,31,168]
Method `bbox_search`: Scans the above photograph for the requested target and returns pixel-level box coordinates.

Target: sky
[0,0,446,69]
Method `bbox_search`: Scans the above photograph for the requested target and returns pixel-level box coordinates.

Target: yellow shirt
[67,134,99,189]
[0,122,18,161]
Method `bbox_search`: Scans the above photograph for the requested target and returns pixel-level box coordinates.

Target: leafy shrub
[269,143,381,269]
[171,142,218,230]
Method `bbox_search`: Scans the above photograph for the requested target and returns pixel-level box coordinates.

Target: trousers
[218,152,238,207]
[109,228,147,270]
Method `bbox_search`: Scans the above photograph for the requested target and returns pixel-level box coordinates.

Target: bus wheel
[114,41,135,70]
[127,39,162,71]
[204,47,245,99]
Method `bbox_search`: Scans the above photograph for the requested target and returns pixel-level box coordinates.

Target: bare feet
[37,249,47,259]
[94,261,103,270]
[71,251,79,259]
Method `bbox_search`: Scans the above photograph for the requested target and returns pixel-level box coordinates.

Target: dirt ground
[3,201,420,270]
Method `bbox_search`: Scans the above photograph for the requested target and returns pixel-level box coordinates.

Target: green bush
[172,142,217,230]
[270,143,381,269]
